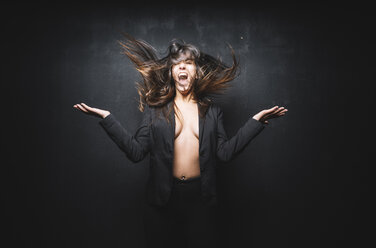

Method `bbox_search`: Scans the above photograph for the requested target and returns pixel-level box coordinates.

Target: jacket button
[200,167,205,172]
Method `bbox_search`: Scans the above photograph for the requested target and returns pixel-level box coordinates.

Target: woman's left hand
[252,106,288,124]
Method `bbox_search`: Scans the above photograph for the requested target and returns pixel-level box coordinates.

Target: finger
[273,110,288,118]
[263,106,278,115]
[277,109,288,115]
[261,106,287,120]
[270,107,286,117]
[264,108,288,121]
[80,103,92,110]
[265,111,283,119]
[275,107,285,113]
[82,104,102,115]
[264,107,283,118]
[77,104,89,113]
[270,106,285,115]
[262,110,275,119]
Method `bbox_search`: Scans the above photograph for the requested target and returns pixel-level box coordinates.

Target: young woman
[73,33,287,248]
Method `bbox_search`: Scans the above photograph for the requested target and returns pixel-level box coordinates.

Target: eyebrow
[172,57,195,64]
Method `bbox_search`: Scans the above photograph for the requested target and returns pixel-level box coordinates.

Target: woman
[73,33,287,248]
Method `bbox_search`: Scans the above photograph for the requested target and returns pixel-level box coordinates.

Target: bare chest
[174,103,199,140]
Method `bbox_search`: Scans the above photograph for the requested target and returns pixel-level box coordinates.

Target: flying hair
[117,32,239,123]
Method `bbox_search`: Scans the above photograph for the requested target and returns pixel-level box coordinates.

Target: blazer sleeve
[216,106,265,162]
[98,105,151,163]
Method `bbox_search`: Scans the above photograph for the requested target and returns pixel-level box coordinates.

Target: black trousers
[143,175,219,248]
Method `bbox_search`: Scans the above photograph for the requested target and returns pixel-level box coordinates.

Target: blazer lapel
[168,101,175,153]
[198,102,205,150]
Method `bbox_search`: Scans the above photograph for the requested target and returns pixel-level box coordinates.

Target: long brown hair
[117,32,239,124]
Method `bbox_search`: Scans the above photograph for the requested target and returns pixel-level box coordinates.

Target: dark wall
[5,3,371,248]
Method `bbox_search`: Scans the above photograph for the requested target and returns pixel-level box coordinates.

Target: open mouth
[178,73,188,81]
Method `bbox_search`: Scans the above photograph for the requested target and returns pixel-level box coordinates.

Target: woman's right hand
[73,103,110,119]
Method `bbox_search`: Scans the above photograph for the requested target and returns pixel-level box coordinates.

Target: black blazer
[99,100,266,206]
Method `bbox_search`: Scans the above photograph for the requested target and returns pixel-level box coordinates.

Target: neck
[174,88,196,103]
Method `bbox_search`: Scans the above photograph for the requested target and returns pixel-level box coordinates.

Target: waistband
[173,175,201,185]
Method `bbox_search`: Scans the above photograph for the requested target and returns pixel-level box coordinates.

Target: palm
[253,106,288,124]
[73,103,109,119]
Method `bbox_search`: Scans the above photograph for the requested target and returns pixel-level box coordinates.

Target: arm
[216,106,265,162]
[99,106,151,163]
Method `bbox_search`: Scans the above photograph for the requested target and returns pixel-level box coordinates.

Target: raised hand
[73,103,110,119]
[252,106,288,125]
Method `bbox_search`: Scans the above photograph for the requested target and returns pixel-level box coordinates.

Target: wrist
[102,111,110,119]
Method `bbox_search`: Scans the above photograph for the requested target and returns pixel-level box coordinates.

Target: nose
[179,62,186,69]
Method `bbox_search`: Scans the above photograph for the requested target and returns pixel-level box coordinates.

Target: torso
[172,100,201,180]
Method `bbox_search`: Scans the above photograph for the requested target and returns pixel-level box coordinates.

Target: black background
[4,2,372,248]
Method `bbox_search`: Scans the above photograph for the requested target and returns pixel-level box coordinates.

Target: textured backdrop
[5,3,371,248]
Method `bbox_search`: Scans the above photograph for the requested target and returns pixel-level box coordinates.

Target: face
[171,52,197,95]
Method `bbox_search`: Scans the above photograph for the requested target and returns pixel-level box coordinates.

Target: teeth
[178,73,188,80]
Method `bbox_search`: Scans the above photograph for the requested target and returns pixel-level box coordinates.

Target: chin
[180,84,192,92]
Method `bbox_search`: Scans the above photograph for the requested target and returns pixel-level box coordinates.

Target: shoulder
[209,103,223,115]
[200,103,223,121]
[139,104,154,119]
[141,104,155,113]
